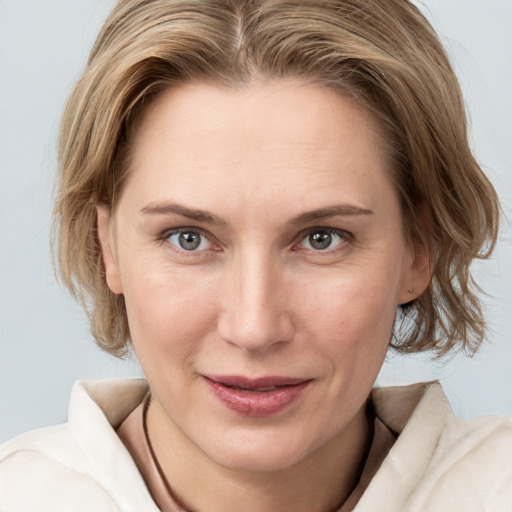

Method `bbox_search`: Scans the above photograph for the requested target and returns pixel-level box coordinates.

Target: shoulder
[365,382,512,511]
[440,408,512,458]
[0,379,154,512]
[0,424,120,512]
[421,412,512,509]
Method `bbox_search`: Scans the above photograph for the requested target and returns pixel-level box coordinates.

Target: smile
[203,375,311,417]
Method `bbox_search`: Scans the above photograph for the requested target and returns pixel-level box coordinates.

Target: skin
[97,80,430,512]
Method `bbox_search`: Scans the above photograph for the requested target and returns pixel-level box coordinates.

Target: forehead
[121,80,397,221]
[132,79,387,161]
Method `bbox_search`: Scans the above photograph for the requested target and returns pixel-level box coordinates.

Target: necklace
[142,395,190,511]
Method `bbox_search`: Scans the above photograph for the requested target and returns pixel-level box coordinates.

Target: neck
[146,399,373,512]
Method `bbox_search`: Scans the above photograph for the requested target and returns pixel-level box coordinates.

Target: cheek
[295,263,400,346]
[120,259,220,362]
[300,271,397,398]
[291,261,401,399]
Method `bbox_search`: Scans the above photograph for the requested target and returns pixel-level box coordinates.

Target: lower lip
[204,378,310,418]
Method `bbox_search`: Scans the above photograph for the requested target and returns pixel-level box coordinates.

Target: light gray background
[1,0,511,443]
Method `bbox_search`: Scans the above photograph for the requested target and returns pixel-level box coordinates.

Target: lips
[204,375,311,417]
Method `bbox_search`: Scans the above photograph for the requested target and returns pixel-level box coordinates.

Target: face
[99,80,428,472]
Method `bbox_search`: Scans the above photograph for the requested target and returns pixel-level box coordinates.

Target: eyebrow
[140,201,373,226]
[289,205,374,225]
[141,202,227,225]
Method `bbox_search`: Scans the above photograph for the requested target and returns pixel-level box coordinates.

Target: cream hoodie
[0,379,511,511]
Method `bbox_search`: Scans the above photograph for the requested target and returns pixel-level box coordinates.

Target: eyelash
[295,228,351,254]
[158,227,217,257]
[158,227,352,257]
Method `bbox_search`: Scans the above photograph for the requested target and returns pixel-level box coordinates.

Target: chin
[200,427,317,473]
[213,447,307,473]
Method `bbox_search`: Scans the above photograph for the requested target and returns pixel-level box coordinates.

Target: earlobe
[96,204,123,295]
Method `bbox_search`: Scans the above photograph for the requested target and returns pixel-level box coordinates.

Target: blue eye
[166,229,212,251]
[300,229,345,251]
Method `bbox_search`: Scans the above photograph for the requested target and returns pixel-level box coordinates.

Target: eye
[299,229,347,251]
[165,229,212,252]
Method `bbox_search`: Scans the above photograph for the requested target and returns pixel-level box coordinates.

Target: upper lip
[204,375,311,390]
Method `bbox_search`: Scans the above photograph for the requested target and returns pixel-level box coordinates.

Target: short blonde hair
[55,0,499,357]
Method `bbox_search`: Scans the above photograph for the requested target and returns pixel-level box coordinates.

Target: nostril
[217,310,294,353]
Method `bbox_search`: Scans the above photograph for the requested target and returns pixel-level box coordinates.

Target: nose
[217,248,295,353]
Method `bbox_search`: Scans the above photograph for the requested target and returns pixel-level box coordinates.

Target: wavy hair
[54,0,499,357]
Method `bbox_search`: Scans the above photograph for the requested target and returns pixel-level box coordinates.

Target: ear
[397,238,432,305]
[96,204,123,295]
[397,203,433,305]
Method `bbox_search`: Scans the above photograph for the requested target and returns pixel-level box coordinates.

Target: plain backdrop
[1,0,511,443]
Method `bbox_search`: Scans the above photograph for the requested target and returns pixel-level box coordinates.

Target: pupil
[179,231,201,250]
[309,231,332,250]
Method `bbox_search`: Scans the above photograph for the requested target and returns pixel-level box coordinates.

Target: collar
[68,379,158,512]
[68,379,451,512]
[354,381,453,511]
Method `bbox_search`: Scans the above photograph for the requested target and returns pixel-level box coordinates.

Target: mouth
[203,375,312,417]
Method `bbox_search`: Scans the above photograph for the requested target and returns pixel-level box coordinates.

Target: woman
[1,0,511,510]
